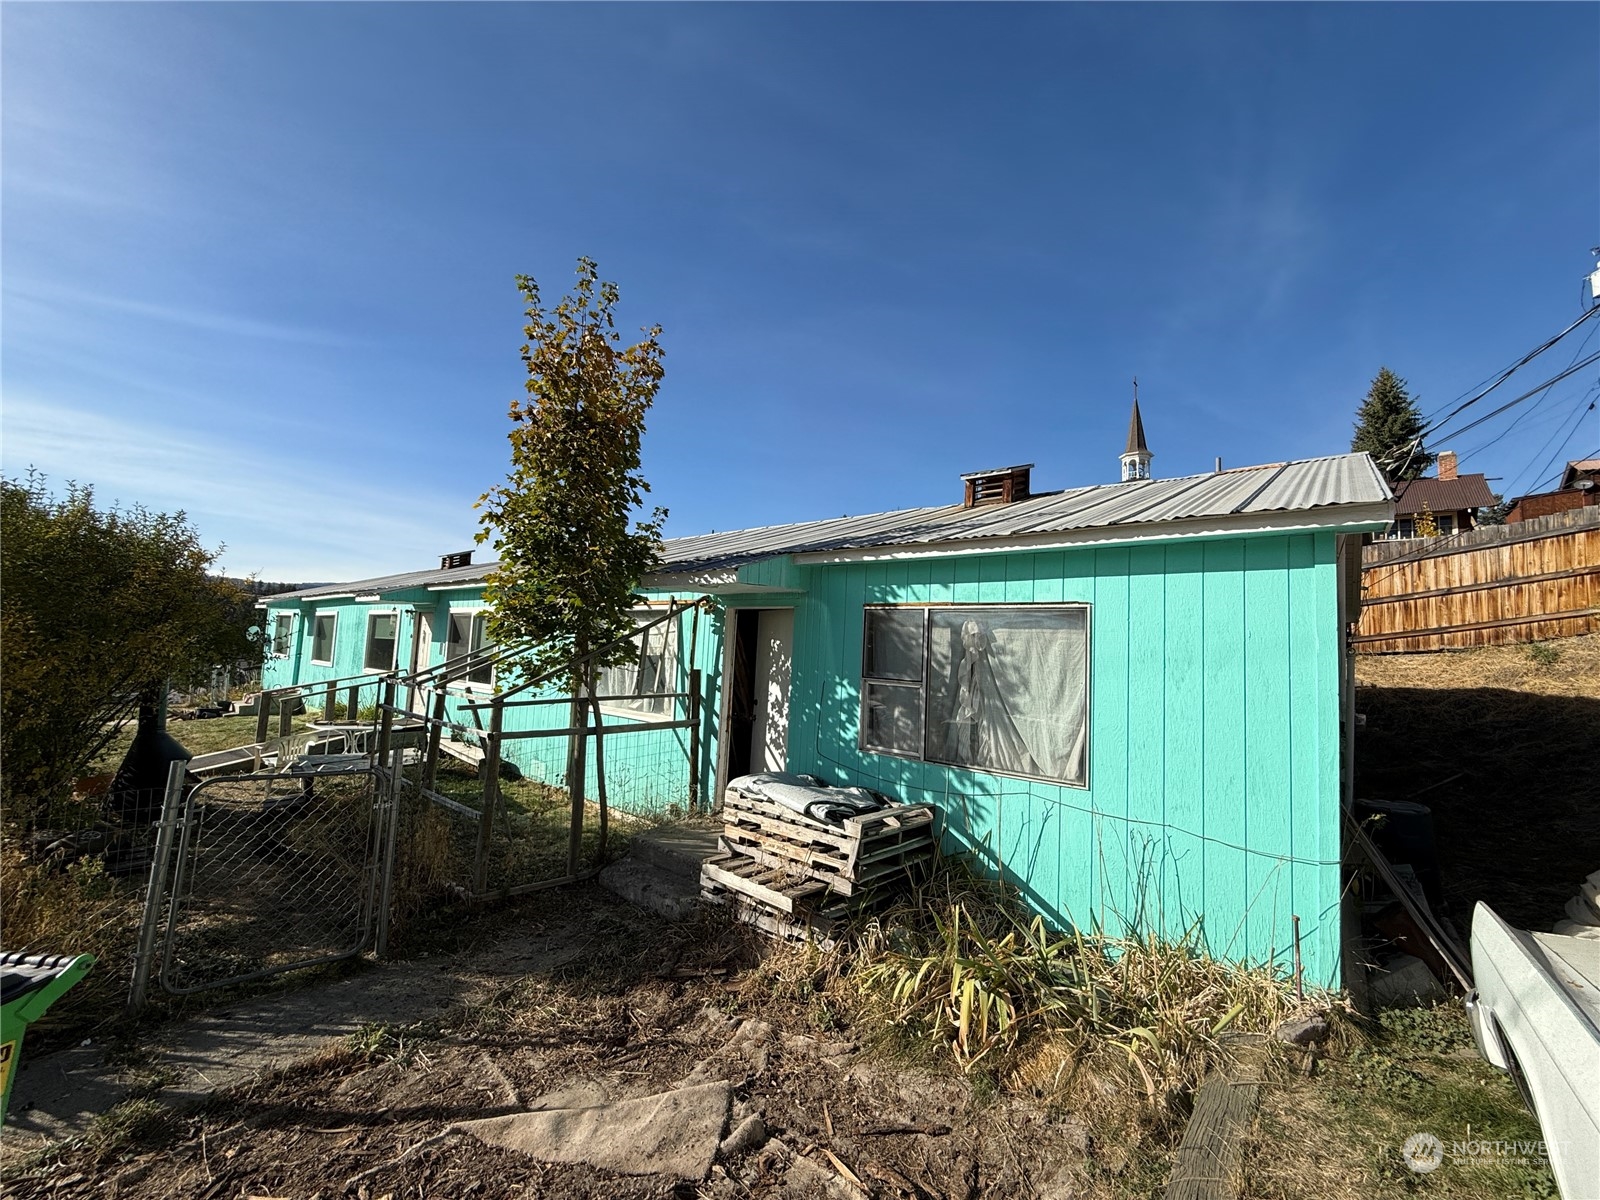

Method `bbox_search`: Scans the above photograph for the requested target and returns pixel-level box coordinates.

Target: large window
[270,612,294,657]
[310,612,338,665]
[364,612,399,671]
[861,605,1090,787]
[446,610,493,687]
[598,613,679,719]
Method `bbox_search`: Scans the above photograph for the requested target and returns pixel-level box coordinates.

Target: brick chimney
[1437,451,1457,482]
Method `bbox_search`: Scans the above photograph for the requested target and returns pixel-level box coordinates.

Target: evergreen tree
[1351,367,1434,480]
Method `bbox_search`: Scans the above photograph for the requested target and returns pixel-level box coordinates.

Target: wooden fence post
[687,667,702,814]
[255,689,273,743]
[423,688,447,794]
[473,703,503,896]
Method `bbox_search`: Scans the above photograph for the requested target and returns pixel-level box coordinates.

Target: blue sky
[4,3,1596,581]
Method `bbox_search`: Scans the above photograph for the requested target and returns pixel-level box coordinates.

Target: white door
[409,611,433,712]
[750,609,793,774]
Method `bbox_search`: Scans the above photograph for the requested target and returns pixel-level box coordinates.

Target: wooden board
[700,852,829,916]
[1357,513,1600,652]
[721,828,934,896]
[1163,1036,1268,1200]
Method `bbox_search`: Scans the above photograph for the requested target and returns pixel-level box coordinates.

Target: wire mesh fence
[154,769,385,995]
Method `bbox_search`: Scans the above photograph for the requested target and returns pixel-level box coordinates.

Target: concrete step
[598,821,722,921]
[598,857,703,922]
[627,822,722,882]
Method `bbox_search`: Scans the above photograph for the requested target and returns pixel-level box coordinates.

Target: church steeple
[1120,380,1153,482]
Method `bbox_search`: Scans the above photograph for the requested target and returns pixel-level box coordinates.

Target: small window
[1394,519,1416,540]
[1437,514,1455,536]
[270,612,294,657]
[598,613,679,719]
[364,612,398,672]
[861,604,1090,787]
[446,610,493,686]
[310,613,338,665]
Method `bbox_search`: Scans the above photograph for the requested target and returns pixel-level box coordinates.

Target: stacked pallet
[700,788,936,943]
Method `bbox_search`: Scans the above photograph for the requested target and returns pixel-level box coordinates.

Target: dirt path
[3,885,1103,1199]
[4,898,594,1152]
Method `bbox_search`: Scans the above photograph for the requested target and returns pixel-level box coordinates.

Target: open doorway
[723,608,794,786]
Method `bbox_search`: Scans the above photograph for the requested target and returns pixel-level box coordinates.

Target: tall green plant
[1,473,258,825]
[476,259,667,867]
[1351,367,1434,481]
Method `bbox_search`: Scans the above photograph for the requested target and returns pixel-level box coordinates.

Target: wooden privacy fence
[1355,506,1600,653]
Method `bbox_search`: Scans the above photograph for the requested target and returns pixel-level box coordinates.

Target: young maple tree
[476,259,666,864]
[1351,366,1434,481]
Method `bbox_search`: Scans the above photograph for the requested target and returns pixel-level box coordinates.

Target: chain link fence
[152,768,387,995]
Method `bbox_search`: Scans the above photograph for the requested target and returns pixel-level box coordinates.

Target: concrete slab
[598,858,704,921]
[627,822,721,881]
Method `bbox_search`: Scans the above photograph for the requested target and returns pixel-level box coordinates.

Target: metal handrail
[462,599,702,707]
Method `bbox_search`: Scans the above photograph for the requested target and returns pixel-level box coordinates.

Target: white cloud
[6,281,360,348]
[1,394,479,582]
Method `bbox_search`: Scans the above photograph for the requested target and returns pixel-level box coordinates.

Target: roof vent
[440,550,473,570]
[960,464,1032,508]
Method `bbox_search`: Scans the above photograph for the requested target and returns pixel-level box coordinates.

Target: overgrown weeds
[0,844,139,1042]
[1525,641,1561,666]
[845,858,1302,1131]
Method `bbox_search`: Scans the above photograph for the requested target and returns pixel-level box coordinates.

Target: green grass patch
[1247,1003,1558,1199]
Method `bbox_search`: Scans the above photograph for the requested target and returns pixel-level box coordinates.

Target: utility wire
[1421,302,1600,426]
[1513,401,1598,498]
[1457,325,1598,460]
[1377,349,1600,473]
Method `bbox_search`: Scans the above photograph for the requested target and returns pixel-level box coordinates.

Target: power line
[1420,302,1600,427]
[1378,349,1600,474]
[1514,401,1598,498]
[1532,444,1598,495]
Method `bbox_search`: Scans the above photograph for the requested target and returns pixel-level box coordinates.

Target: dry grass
[1353,632,1600,931]
[1244,1004,1556,1199]
[0,845,141,1041]
[1355,631,1600,697]
[820,858,1307,1184]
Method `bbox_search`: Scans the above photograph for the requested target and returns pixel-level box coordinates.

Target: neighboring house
[260,414,1393,986]
[1507,459,1600,524]
[1385,452,1497,538]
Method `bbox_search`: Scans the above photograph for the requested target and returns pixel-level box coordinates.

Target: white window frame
[859,603,1092,789]
[444,606,495,691]
[269,611,295,658]
[597,610,680,724]
[362,609,400,673]
[310,610,339,666]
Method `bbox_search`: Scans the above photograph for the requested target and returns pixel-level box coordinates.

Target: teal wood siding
[258,528,1346,984]
[781,531,1345,986]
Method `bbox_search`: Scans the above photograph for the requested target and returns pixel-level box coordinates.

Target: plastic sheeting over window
[860,605,1089,787]
[599,613,679,718]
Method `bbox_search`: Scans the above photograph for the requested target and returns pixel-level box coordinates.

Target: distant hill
[221,578,330,597]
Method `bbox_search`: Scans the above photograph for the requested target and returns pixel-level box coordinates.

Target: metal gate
[130,760,398,1005]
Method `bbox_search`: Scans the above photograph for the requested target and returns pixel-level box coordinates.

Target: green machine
[1,952,95,1126]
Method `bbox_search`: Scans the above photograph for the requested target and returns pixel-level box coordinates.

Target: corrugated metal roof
[267,452,1392,600]
[1391,473,1496,515]
[269,559,492,601]
[659,452,1392,569]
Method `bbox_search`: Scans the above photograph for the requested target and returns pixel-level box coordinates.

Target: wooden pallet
[700,851,831,915]
[699,858,849,946]
[720,790,935,896]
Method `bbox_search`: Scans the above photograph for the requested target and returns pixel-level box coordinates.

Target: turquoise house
[260,429,1393,986]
